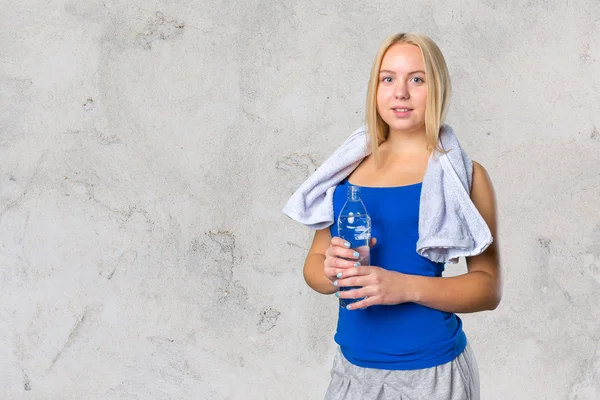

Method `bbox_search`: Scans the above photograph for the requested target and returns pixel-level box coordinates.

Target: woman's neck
[382,127,429,155]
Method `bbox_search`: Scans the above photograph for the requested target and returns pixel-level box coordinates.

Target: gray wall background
[1,0,599,399]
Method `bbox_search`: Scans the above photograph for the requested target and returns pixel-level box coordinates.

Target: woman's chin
[386,121,425,134]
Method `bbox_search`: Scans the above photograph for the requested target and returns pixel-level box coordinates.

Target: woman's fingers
[324,257,357,281]
[334,275,361,288]
[325,245,362,262]
[325,256,361,270]
[334,265,372,281]
[325,259,362,282]
[335,288,375,310]
[343,297,373,310]
[334,267,404,308]
[336,286,368,298]
[330,236,350,248]
[324,237,366,281]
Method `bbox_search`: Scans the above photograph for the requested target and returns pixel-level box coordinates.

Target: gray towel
[282,124,493,264]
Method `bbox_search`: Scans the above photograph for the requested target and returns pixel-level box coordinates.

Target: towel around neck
[282,124,493,264]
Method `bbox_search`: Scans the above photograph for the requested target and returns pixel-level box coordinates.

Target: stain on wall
[137,12,185,50]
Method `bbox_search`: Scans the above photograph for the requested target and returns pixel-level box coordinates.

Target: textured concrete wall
[1,0,599,399]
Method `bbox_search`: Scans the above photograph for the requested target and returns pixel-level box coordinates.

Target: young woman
[302,33,501,399]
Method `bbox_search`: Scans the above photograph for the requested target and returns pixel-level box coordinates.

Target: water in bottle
[337,185,371,308]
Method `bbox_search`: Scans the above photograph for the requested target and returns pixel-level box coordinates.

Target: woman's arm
[304,228,338,295]
[335,161,502,313]
[403,161,502,312]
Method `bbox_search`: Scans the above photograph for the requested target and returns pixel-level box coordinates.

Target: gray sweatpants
[324,343,480,400]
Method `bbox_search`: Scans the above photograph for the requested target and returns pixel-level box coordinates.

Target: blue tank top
[331,179,467,370]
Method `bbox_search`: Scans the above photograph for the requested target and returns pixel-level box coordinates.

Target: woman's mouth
[391,108,413,117]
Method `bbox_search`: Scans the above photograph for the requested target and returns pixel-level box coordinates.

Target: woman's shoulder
[471,161,493,189]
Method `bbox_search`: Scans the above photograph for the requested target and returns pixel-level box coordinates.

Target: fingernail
[354,262,360,267]
[336,272,342,278]
[346,305,353,310]
[343,241,350,248]
[335,292,340,297]
[333,280,338,287]
[353,252,359,258]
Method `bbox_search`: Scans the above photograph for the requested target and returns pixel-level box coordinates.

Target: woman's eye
[381,76,393,83]
[411,77,424,83]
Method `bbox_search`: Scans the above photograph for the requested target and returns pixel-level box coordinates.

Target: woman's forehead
[380,43,424,72]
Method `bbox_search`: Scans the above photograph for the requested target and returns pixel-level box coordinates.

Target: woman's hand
[323,237,361,281]
[334,266,414,310]
[324,237,378,282]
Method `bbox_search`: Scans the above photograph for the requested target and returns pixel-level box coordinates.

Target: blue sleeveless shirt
[330,179,467,370]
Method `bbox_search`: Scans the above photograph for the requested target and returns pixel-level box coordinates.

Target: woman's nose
[395,83,409,100]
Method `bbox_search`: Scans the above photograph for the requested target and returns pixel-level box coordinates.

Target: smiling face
[376,43,428,135]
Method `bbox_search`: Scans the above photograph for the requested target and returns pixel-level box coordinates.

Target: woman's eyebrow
[379,69,425,75]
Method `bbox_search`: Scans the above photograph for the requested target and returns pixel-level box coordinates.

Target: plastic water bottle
[337,185,371,308]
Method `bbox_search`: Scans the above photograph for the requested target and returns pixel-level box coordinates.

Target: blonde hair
[365,33,451,164]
